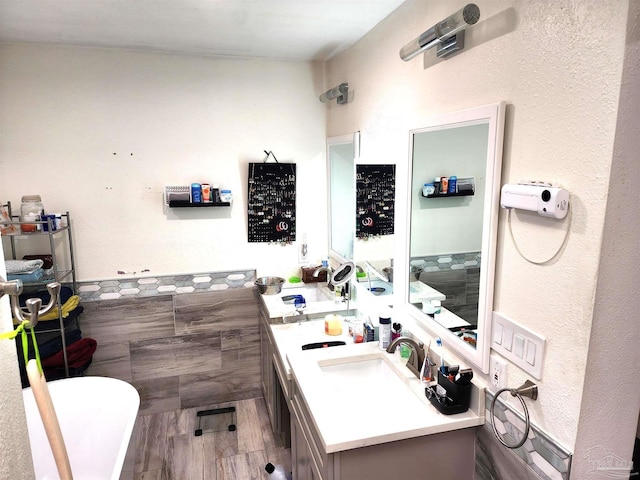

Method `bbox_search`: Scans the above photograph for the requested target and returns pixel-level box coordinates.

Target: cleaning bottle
[265,463,292,480]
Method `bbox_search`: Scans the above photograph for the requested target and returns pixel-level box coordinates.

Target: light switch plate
[491,311,546,379]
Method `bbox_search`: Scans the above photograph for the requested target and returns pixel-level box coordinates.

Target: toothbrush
[436,337,445,374]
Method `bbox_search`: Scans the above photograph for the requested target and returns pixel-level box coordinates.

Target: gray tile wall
[82,282,262,415]
[475,391,572,480]
[413,253,481,324]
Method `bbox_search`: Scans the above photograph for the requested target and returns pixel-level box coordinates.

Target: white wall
[571,1,640,476]
[324,0,632,465]
[0,44,328,281]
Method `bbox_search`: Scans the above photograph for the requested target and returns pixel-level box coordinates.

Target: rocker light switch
[493,322,503,345]
[502,328,513,351]
[514,335,525,358]
[525,341,537,365]
[491,312,546,379]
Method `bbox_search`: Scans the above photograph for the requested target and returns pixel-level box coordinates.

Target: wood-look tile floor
[121,397,291,480]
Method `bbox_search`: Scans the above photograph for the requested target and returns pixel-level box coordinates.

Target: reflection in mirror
[406,103,505,372]
[328,134,357,262]
[327,132,396,301]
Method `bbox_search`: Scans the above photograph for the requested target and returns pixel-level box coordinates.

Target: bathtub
[22,376,140,480]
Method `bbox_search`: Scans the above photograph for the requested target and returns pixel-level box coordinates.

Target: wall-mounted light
[400,3,480,61]
[319,83,349,104]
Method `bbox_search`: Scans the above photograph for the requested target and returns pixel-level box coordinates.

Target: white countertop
[287,342,484,453]
[270,317,356,378]
[430,307,472,329]
[259,282,350,319]
[408,280,447,304]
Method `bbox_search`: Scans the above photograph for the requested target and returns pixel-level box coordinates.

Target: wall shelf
[422,176,475,198]
[422,191,474,198]
[168,201,231,208]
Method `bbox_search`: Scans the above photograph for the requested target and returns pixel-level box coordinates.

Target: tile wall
[475,391,572,480]
[80,270,260,415]
[412,253,480,323]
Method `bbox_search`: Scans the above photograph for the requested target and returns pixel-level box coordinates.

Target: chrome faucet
[386,337,425,379]
[313,265,332,278]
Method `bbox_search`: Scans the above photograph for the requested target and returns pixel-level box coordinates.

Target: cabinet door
[292,411,317,480]
[260,317,275,429]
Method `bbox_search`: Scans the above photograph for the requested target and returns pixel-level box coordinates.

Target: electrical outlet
[490,357,508,388]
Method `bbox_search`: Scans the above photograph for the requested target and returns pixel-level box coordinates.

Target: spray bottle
[265,463,292,480]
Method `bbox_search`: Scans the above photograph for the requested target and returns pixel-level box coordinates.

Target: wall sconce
[319,83,349,104]
[400,3,480,61]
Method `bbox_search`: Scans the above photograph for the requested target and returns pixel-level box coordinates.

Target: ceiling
[0,0,405,61]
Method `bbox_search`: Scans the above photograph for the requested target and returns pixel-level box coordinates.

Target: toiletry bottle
[191,183,202,203]
[391,322,402,341]
[211,184,221,203]
[448,176,457,194]
[441,177,449,194]
[220,189,232,203]
[423,183,435,197]
[265,463,292,480]
[379,311,391,350]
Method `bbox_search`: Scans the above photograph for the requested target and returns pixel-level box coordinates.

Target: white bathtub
[22,376,140,480]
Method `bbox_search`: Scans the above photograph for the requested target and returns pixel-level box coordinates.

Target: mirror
[327,133,358,263]
[327,132,396,301]
[406,103,505,372]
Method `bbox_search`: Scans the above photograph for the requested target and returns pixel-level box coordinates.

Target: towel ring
[490,380,538,449]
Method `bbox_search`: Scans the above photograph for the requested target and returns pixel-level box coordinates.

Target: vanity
[258,283,484,480]
[257,101,506,479]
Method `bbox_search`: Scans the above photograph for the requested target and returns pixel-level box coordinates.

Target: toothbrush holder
[425,370,472,415]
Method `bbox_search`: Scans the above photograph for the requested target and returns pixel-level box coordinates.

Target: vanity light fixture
[399,3,480,61]
[319,83,349,104]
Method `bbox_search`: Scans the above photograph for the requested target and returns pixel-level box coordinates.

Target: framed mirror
[327,133,359,263]
[405,102,505,372]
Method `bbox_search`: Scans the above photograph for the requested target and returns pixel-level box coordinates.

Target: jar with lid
[220,189,232,203]
[20,195,44,233]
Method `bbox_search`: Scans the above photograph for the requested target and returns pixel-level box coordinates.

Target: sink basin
[318,355,426,409]
[279,285,332,303]
[286,342,484,453]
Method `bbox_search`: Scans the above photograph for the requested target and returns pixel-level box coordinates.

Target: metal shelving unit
[2,201,77,377]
